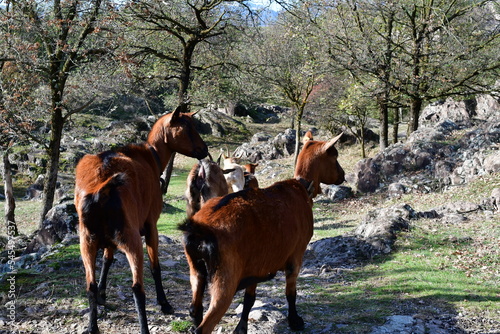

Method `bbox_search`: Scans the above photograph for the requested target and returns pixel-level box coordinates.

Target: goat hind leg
[97,247,114,305]
[187,259,207,326]
[285,268,305,330]
[196,278,237,334]
[234,284,257,334]
[123,233,150,334]
[80,236,99,334]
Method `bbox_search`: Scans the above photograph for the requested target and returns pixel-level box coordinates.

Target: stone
[388,183,406,198]
[322,185,353,202]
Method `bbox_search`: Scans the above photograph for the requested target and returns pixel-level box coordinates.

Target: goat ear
[323,132,343,151]
[169,106,182,123]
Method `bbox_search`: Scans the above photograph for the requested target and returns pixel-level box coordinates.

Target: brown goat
[75,107,208,334]
[243,163,258,174]
[178,133,344,334]
[243,163,259,189]
[294,132,345,198]
[185,158,228,218]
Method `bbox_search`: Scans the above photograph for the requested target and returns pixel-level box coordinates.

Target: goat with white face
[222,155,245,193]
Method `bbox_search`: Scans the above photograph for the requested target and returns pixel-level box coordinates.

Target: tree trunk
[378,98,389,150]
[161,152,176,195]
[392,107,400,144]
[408,98,422,135]
[294,118,302,166]
[360,128,366,159]
[40,106,64,226]
[293,105,305,166]
[3,151,18,236]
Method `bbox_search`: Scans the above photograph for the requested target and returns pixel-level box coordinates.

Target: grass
[158,168,192,239]
[285,211,500,333]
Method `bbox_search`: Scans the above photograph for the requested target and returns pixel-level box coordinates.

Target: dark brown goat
[185,158,228,218]
[179,133,344,334]
[75,107,208,334]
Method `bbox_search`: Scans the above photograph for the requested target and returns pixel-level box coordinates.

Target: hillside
[0,103,499,334]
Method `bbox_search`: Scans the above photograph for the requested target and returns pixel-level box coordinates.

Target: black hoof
[288,315,305,331]
[234,323,248,334]
[82,327,100,334]
[160,301,174,314]
[97,291,106,306]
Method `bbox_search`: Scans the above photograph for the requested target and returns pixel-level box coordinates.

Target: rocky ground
[2,192,499,334]
[1,96,499,333]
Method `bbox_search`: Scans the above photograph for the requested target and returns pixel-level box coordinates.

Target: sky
[251,0,282,12]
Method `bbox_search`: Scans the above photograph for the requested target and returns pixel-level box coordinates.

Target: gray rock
[322,185,353,202]
[388,183,406,198]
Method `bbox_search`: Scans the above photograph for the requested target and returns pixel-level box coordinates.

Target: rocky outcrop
[233,129,297,162]
[348,95,500,194]
[303,204,418,271]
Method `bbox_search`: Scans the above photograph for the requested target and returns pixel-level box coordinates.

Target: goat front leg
[146,229,174,314]
[234,284,257,334]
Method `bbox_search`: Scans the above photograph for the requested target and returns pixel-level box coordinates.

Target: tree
[0,0,119,224]
[393,0,500,133]
[315,0,500,145]
[122,0,254,192]
[0,58,18,236]
[123,0,254,108]
[2,148,17,236]
[241,9,324,164]
[313,0,400,150]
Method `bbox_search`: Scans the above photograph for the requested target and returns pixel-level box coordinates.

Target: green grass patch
[170,319,193,332]
[345,216,500,324]
[158,169,191,239]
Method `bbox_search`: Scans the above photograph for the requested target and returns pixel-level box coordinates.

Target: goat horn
[307,181,315,199]
[207,152,214,162]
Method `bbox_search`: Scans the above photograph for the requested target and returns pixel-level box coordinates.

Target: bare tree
[123,0,254,192]
[0,0,118,224]
[304,0,500,152]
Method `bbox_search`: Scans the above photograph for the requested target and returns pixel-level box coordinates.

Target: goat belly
[190,179,314,279]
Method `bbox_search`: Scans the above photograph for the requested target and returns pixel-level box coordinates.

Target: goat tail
[80,173,127,236]
[178,219,219,280]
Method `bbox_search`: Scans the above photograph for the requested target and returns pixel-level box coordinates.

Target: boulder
[193,108,248,138]
[388,183,406,198]
[355,204,412,255]
[303,204,415,271]
[419,98,475,128]
[491,188,500,211]
[25,202,79,253]
[322,185,354,202]
[348,116,499,193]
